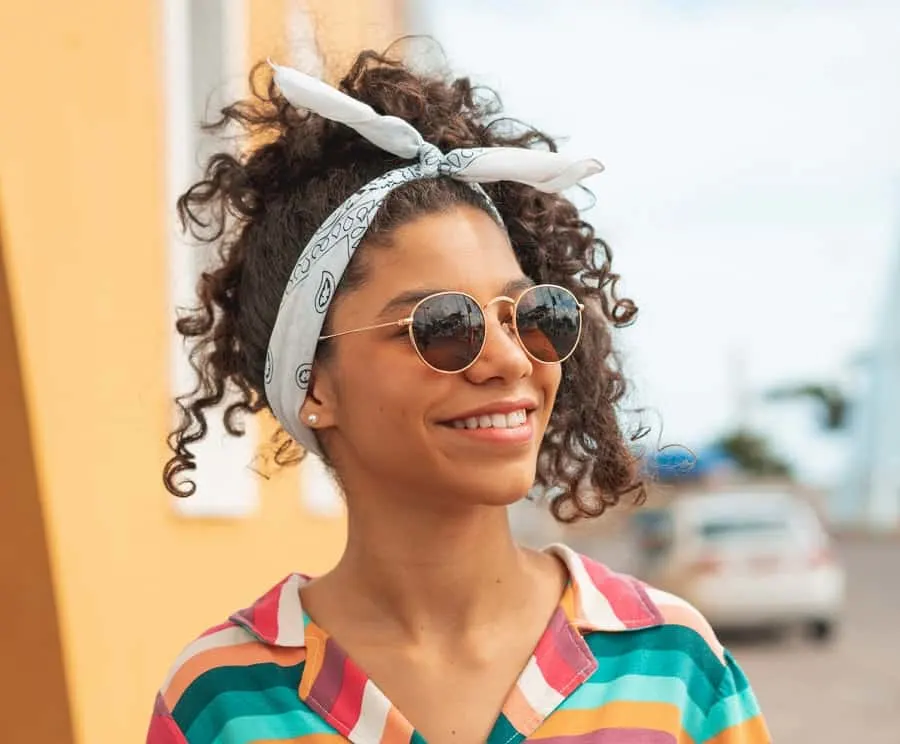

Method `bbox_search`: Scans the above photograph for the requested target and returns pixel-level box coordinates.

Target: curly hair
[164,43,645,522]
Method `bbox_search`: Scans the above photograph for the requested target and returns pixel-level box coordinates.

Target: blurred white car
[629,488,846,641]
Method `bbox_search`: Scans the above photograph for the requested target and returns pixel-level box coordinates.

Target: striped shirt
[147,544,770,743]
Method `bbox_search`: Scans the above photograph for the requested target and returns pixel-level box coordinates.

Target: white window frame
[163,0,259,518]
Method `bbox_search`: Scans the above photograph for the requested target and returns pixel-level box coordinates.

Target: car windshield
[699,517,790,540]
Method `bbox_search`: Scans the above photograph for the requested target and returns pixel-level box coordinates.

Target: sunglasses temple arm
[319,318,410,341]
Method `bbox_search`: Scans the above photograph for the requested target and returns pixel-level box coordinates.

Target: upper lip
[441,398,538,422]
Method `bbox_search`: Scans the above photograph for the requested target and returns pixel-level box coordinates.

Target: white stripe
[517,656,565,717]
[643,585,693,611]
[545,543,627,630]
[348,680,392,744]
[275,574,308,647]
[161,625,250,693]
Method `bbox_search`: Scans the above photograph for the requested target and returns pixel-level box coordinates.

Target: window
[164,0,257,517]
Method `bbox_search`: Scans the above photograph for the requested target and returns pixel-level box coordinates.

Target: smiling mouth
[445,409,529,431]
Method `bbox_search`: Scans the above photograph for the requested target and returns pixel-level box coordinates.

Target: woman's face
[305,205,562,510]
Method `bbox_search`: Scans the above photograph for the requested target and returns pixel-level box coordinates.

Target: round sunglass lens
[410,293,485,372]
[515,285,582,363]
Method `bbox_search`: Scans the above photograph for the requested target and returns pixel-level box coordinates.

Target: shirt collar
[229,543,662,648]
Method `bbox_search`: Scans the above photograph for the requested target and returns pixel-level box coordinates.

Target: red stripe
[327,655,368,733]
[198,621,233,639]
[532,611,581,692]
[233,575,295,643]
[146,693,188,743]
[579,557,658,626]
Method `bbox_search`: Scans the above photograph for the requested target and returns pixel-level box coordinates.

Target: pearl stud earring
[307,413,319,425]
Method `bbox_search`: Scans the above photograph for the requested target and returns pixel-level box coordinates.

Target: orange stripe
[256,734,347,744]
[501,683,542,733]
[379,703,415,744]
[530,701,693,744]
[558,584,580,625]
[298,622,328,699]
[704,714,771,744]
[164,642,306,709]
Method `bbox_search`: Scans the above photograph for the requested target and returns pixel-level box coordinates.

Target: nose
[463,308,533,385]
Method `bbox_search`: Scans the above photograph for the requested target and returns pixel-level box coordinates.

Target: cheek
[536,364,563,420]
[334,340,438,428]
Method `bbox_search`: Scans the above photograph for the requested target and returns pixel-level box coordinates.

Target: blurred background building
[837,246,900,529]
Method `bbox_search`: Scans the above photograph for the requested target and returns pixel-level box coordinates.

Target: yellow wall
[0,1,400,742]
[0,210,75,743]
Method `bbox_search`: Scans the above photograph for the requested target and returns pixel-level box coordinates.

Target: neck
[327,498,537,643]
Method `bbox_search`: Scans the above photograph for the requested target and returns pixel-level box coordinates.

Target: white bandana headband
[264,61,604,456]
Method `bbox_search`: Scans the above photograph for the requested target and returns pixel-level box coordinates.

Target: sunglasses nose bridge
[482,293,516,319]
[472,297,534,371]
[479,295,516,334]
[481,295,516,321]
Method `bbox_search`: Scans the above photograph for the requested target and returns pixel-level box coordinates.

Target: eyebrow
[377,277,536,320]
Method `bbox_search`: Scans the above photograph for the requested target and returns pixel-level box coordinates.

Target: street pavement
[728,536,900,743]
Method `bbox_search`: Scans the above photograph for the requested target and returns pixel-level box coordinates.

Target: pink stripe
[533,610,584,691]
[231,574,296,643]
[198,621,232,639]
[579,557,661,627]
[328,655,368,734]
[536,729,676,744]
[146,693,188,744]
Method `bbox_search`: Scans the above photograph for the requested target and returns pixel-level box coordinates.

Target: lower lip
[441,417,535,445]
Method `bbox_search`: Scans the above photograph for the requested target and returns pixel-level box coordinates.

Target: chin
[450,464,537,508]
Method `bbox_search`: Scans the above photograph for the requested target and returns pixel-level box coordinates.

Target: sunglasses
[319,283,584,373]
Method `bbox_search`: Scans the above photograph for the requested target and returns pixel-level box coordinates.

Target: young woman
[148,47,770,744]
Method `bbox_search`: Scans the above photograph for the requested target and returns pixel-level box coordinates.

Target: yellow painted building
[0,2,401,742]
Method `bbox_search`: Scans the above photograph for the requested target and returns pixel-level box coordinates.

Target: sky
[410,0,900,486]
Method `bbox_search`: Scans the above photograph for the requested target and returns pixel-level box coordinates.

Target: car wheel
[805,619,836,644]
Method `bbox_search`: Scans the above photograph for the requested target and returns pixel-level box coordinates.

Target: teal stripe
[702,652,763,739]
[189,686,319,744]
[722,650,753,694]
[583,632,724,710]
[487,713,521,744]
[576,627,766,742]
[704,686,763,737]
[559,674,706,742]
[584,625,725,691]
[174,663,302,740]
[582,645,720,708]
[210,706,339,744]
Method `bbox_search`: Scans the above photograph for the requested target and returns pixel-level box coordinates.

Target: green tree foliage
[715,428,793,478]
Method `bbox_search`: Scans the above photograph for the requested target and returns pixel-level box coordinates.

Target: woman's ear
[298,365,337,430]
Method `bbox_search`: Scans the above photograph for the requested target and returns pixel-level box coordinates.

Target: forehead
[363,206,523,299]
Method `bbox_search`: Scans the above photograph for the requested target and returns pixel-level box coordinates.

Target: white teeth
[449,409,529,430]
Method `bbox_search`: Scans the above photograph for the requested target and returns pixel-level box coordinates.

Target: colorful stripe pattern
[147,544,770,743]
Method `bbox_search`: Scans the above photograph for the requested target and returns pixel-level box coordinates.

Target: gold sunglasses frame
[318,283,585,374]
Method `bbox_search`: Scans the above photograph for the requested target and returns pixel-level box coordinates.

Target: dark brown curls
[164,41,645,520]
